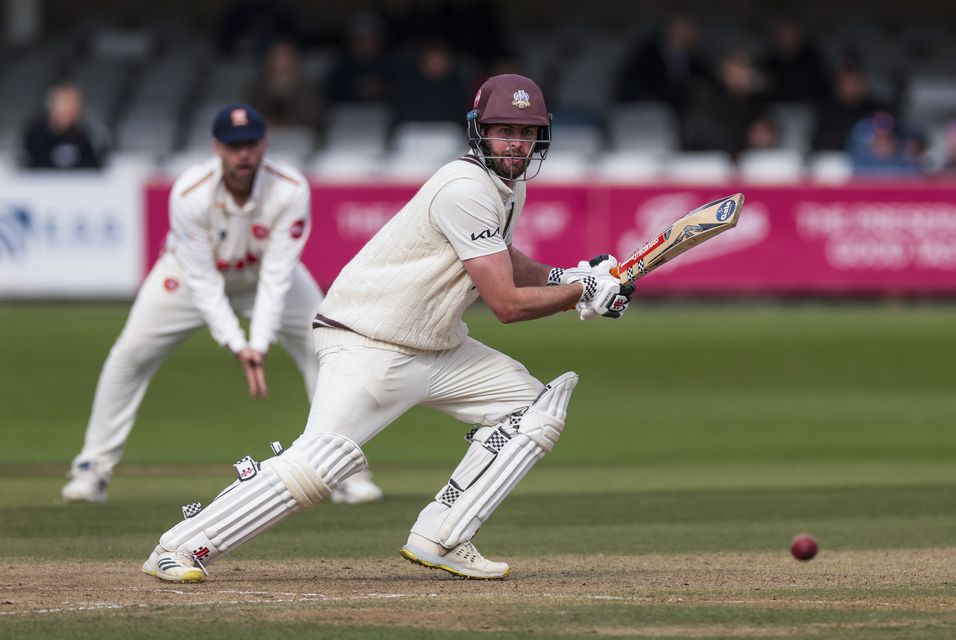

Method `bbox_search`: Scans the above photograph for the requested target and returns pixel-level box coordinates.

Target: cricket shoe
[61,463,109,503]
[142,545,205,583]
[400,532,511,580]
[330,470,384,504]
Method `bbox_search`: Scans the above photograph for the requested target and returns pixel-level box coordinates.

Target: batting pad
[159,433,366,565]
[412,372,578,548]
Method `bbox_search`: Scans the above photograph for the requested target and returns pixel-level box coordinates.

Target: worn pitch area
[3,549,954,636]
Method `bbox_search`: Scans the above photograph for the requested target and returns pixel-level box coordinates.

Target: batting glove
[575,271,634,321]
[547,253,618,286]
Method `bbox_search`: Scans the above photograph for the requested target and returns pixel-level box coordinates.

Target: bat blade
[613,193,744,284]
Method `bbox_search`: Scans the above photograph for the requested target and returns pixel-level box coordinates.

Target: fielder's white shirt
[165,156,311,353]
[319,154,525,351]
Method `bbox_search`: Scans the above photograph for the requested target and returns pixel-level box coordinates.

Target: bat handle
[610,266,619,278]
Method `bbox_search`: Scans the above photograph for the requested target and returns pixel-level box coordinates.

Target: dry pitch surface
[4,549,954,637]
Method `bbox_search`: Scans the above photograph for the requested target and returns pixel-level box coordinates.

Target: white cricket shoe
[330,470,384,504]
[400,532,511,580]
[142,546,205,583]
[61,465,108,503]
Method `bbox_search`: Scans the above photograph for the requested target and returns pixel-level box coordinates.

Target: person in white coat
[62,104,382,505]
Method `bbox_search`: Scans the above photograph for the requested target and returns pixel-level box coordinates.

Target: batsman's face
[483,123,539,179]
[215,139,267,187]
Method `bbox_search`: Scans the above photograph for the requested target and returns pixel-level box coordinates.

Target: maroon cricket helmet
[466,74,552,179]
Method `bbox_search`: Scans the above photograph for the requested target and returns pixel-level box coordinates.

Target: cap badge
[230,109,249,126]
[512,90,530,109]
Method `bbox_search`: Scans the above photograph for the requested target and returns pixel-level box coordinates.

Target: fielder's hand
[236,348,268,400]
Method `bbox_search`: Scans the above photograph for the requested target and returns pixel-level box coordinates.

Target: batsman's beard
[487,154,529,180]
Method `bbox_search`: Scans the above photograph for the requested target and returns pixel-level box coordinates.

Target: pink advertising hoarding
[145,181,956,295]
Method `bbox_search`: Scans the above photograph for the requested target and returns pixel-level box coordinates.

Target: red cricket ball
[790,534,818,561]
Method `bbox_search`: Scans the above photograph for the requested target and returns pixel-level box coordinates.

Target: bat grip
[610,266,620,278]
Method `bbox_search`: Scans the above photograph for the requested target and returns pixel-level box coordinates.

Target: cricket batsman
[62,104,382,506]
[142,75,633,582]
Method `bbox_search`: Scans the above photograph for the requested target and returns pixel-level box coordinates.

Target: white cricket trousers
[305,327,544,448]
[71,254,322,476]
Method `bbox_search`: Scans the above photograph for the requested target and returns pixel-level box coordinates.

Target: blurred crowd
[613,13,937,177]
[12,1,956,178]
[228,0,514,130]
[617,15,944,174]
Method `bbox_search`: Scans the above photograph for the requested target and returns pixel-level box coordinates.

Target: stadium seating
[662,152,736,184]
[807,151,854,184]
[3,14,955,185]
[607,103,680,154]
[737,149,805,184]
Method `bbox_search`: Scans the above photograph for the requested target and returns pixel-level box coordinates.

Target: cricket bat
[611,193,744,284]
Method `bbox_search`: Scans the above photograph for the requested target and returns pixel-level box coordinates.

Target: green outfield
[1,302,955,639]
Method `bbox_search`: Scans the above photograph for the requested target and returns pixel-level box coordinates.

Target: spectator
[22,83,105,169]
[323,13,393,104]
[435,0,515,72]
[380,0,440,52]
[390,39,470,125]
[812,57,888,151]
[248,40,320,131]
[218,0,299,58]
[847,111,923,176]
[681,49,775,157]
[747,116,781,151]
[613,13,711,111]
[759,17,830,104]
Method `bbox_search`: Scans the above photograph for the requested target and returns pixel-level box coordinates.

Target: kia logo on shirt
[470,227,501,241]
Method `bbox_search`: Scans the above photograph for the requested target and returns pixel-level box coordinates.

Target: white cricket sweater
[318,156,525,351]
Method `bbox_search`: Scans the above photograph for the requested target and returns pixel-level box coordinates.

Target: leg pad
[411,372,578,548]
[159,433,365,565]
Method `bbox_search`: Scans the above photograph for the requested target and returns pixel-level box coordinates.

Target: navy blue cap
[212,103,267,143]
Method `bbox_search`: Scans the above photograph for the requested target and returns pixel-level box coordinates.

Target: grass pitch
[1,302,955,639]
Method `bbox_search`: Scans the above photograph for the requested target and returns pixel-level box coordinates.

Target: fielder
[142,75,634,583]
[62,104,382,506]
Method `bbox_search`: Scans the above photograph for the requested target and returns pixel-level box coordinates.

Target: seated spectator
[812,57,888,151]
[217,0,299,58]
[22,82,105,169]
[248,40,319,130]
[323,13,393,104]
[613,13,711,111]
[847,111,923,176]
[759,17,830,104]
[434,0,515,73]
[681,49,775,158]
[747,115,781,151]
[390,39,469,125]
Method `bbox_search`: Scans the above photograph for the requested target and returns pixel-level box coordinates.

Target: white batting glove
[575,272,634,321]
[547,254,619,286]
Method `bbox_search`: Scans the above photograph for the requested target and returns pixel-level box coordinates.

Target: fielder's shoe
[61,463,108,503]
[400,532,511,580]
[142,545,205,583]
[330,470,384,504]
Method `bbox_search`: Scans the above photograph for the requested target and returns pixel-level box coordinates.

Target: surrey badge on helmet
[512,90,531,109]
